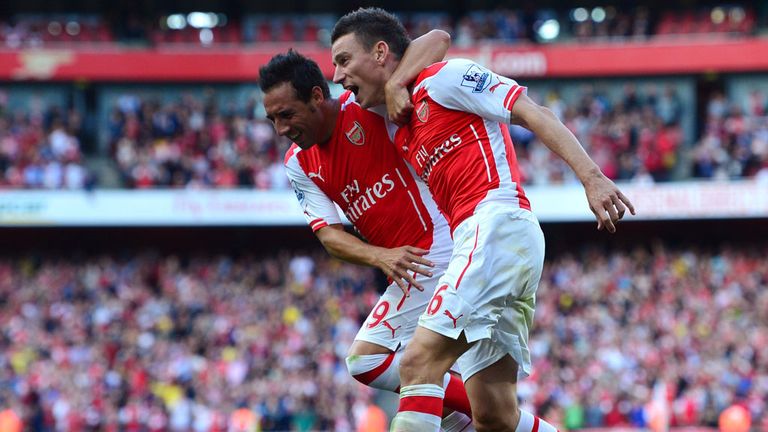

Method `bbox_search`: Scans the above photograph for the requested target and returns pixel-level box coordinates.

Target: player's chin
[355,92,371,108]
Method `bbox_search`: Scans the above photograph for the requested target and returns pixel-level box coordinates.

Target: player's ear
[374,41,389,65]
[311,86,325,103]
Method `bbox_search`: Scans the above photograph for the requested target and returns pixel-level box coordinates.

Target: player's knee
[345,352,401,392]
[398,344,439,385]
[347,340,390,358]
[472,407,518,432]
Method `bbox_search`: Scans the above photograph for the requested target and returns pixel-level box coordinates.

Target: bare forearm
[513,100,602,184]
[317,226,381,268]
[512,95,636,232]
[388,30,450,89]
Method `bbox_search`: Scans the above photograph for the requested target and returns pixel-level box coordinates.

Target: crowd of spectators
[527,242,768,430]
[5,82,768,190]
[690,90,768,180]
[104,84,686,189]
[0,242,765,430]
[0,251,379,431]
[0,3,758,49]
[514,83,685,185]
[0,96,91,190]
[107,92,290,189]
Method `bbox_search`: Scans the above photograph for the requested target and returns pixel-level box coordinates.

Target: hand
[385,81,414,126]
[583,173,636,233]
[373,246,434,296]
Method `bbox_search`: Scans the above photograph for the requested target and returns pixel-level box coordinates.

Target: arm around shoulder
[386,29,451,124]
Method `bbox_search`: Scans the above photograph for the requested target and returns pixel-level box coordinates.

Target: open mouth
[346,85,359,95]
[288,132,301,142]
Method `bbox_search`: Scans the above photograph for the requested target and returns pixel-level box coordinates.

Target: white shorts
[354,266,447,351]
[418,205,545,381]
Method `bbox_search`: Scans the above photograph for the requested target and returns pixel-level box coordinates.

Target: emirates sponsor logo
[345,121,365,146]
[414,133,463,182]
[340,173,396,223]
[416,101,429,123]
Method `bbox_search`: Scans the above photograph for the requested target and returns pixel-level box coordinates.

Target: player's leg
[464,355,559,432]
[393,208,547,431]
[391,326,472,431]
[346,275,474,430]
[456,209,553,432]
[346,340,474,432]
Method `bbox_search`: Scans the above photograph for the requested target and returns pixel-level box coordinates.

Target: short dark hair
[258,49,330,102]
[331,8,411,59]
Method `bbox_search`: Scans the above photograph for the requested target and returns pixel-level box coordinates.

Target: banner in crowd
[2,39,768,81]
[0,180,766,226]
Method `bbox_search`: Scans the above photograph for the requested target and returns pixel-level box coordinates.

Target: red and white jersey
[284,91,452,262]
[399,58,531,232]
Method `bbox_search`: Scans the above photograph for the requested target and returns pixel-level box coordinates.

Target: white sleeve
[284,154,342,232]
[419,58,526,124]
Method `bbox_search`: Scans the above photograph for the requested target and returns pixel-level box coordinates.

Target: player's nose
[275,120,290,137]
[332,65,345,85]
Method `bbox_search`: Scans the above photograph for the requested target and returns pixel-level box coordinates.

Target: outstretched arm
[386,29,451,125]
[510,93,636,233]
[316,224,433,295]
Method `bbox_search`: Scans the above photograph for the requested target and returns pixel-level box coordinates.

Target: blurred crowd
[0,4,757,48]
[0,251,381,431]
[107,93,290,189]
[3,84,768,189]
[0,97,91,189]
[0,243,766,431]
[691,90,768,180]
[514,83,685,185]
[526,243,768,431]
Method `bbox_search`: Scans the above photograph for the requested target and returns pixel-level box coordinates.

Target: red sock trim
[352,352,395,385]
[443,373,472,416]
[399,396,444,416]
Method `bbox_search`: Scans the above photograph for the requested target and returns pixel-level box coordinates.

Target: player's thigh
[399,325,471,384]
[418,208,544,346]
[348,339,392,357]
[464,354,520,427]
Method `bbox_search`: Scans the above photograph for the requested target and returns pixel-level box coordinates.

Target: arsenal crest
[345,121,365,146]
[416,101,429,123]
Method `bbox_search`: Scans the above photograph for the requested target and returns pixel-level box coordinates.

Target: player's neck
[319,99,341,144]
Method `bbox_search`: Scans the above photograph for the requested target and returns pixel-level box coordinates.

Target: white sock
[441,411,475,432]
[516,409,559,432]
[391,384,444,432]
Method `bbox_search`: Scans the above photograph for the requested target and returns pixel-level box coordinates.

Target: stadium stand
[104,92,290,189]
[0,1,767,430]
[0,242,765,430]
[0,96,91,189]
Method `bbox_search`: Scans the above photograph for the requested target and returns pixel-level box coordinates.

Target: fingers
[407,263,432,278]
[401,271,424,292]
[618,191,636,215]
[405,246,429,256]
[390,268,423,294]
[604,198,619,232]
[611,195,626,220]
[388,99,414,126]
[393,277,411,296]
[602,214,616,233]
[593,188,636,234]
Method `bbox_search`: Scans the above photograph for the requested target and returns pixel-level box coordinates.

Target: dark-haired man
[331,7,636,432]
[260,41,477,431]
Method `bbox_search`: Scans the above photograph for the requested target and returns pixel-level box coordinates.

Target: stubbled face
[263,82,326,149]
[331,33,386,109]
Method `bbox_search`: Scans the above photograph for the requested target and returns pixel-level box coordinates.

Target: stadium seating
[0,244,765,430]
